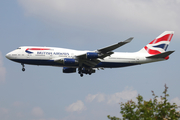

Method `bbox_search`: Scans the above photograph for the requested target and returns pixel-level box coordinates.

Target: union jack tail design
[138,31,174,55]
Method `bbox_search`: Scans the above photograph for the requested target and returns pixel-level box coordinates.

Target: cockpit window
[17,48,21,49]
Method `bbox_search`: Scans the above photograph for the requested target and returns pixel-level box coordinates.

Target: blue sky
[0,0,180,120]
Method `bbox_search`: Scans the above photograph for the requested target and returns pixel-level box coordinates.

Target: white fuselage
[5,31,174,76]
[6,46,164,68]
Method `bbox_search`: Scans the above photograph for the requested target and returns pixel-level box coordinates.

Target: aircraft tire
[22,68,25,71]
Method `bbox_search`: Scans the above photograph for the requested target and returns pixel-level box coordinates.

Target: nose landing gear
[21,63,25,72]
[80,74,83,77]
[22,68,25,71]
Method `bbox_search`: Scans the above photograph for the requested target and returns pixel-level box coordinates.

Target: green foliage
[107,84,180,120]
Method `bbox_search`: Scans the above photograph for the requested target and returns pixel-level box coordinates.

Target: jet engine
[63,67,76,73]
[86,52,99,59]
[63,58,77,65]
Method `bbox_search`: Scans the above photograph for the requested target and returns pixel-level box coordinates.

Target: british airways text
[37,52,69,55]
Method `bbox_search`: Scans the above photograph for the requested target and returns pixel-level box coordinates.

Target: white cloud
[177,0,180,3]
[66,100,86,113]
[86,93,105,103]
[96,94,105,102]
[16,112,23,118]
[85,87,138,104]
[0,108,9,115]
[18,0,180,35]
[31,107,44,117]
[47,119,58,120]
[13,101,23,107]
[171,97,180,106]
[0,51,6,83]
[86,94,98,102]
[31,118,58,120]
[107,87,138,104]
[0,108,9,120]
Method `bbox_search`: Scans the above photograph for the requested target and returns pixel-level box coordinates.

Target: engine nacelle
[63,58,77,65]
[63,67,76,73]
[86,52,99,59]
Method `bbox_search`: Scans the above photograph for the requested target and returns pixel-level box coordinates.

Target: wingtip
[170,50,175,53]
[118,37,133,44]
[124,37,134,43]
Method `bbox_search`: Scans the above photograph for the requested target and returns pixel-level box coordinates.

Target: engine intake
[86,52,99,59]
[63,67,76,73]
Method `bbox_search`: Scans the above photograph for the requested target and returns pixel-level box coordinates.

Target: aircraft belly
[96,62,139,68]
[10,59,78,67]
[97,57,139,68]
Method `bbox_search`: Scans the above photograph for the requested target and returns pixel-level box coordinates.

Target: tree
[107,84,180,120]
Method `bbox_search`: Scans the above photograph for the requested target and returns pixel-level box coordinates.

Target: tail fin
[138,31,174,55]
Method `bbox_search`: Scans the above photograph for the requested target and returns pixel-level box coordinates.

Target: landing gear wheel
[22,68,25,71]
[80,74,83,77]
[21,63,25,72]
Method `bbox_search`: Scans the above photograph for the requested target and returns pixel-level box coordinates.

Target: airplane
[6,31,174,77]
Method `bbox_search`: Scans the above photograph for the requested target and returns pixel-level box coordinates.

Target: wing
[74,53,101,67]
[54,38,133,67]
[53,56,101,67]
[97,37,133,53]
[75,37,133,67]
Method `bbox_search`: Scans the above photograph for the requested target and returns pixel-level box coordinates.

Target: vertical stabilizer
[138,31,174,55]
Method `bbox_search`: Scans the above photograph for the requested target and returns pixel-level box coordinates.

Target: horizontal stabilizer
[146,51,174,59]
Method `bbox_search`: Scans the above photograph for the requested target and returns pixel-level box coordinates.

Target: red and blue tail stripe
[144,32,173,55]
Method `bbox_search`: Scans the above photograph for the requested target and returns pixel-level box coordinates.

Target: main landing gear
[78,68,83,77]
[21,63,25,72]
[78,67,95,77]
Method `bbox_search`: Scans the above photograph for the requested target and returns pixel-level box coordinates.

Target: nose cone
[5,52,12,59]
[5,53,10,59]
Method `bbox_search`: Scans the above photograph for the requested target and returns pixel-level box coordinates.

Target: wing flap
[83,60,100,67]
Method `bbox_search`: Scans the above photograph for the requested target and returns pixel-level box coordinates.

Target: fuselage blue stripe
[10,59,139,68]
